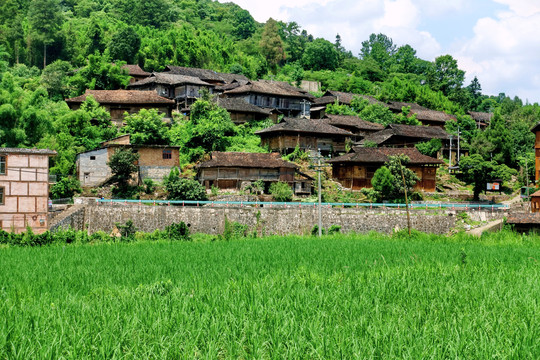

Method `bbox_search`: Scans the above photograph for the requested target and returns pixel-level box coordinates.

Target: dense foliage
[0,0,539,194]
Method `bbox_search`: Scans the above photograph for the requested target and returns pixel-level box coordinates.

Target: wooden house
[65,90,175,126]
[163,66,248,86]
[76,135,180,186]
[468,111,491,130]
[197,152,312,195]
[223,80,314,118]
[327,147,442,192]
[386,101,456,128]
[310,91,384,119]
[128,72,215,109]
[255,118,353,156]
[122,64,151,84]
[359,124,449,147]
[532,123,540,183]
[531,190,540,213]
[214,97,279,124]
[0,148,56,234]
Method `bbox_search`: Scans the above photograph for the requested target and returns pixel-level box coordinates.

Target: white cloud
[454,6,540,101]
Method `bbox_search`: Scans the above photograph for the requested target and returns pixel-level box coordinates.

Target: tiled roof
[468,111,492,122]
[313,91,384,106]
[360,124,449,145]
[255,118,354,136]
[0,147,57,156]
[327,147,442,165]
[128,72,213,87]
[413,109,456,123]
[214,97,272,115]
[122,64,150,77]
[323,114,384,131]
[224,80,314,100]
[163,66,249,83]
[506,213,540,225]
[65,90,175,105]
[198,152,297,169]
[215,79,249,92]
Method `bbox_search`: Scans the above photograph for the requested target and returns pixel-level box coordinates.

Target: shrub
[116,220,137,240]
[328,225,341,235]
[269,181,293,202]
[165,222,191,241]
[166,177,208,201]
[50,176,81,199]
[143,178,155,194]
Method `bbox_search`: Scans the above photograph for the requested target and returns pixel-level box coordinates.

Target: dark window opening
[90,156,96,160]
[0,186,4,205]
[163,150,172,159]
[0,155,5,175]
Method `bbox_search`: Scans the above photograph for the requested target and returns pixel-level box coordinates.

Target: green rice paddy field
[1,232,539,359]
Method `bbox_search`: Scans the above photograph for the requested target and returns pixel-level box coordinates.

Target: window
[90,156,96,160]
[0,187,4,205]
[0,155,5,175]
[163,150,172,159]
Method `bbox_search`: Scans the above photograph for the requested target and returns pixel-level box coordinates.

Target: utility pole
[457,126,460,164]
[449,135,453,168]
[309,150,330,237]
[398,157,411,236]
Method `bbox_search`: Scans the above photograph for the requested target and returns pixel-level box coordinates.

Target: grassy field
[1,231,539,359]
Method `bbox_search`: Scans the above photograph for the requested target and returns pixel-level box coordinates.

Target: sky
[218,0,540,104]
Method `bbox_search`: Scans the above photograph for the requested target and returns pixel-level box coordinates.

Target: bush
[328,225,341,235]
[50,176,81,199]
[166,177,208,201]
[115,220,137,240]
[269,181,293,202]
[143,178,155,194]
[165,222,191,241]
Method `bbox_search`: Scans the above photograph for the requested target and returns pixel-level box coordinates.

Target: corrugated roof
[323,115,384,131]
[128,72,213,87]
[0,147,57,156]
[224,80,313,100]
[327,147,442,165]
[65,90,175,105]
[255,118,354,136]
[198,152,297,169]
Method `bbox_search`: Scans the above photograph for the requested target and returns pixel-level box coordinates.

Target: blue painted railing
[95,199,509,211]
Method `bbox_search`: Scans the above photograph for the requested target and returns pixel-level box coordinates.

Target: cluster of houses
[1,65,501,233]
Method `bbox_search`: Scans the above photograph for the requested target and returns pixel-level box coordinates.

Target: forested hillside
[1,0,539,180]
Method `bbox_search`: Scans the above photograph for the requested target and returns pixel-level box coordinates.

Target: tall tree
[27,0,64,68]
[359,33,396,72]
[426,54,465,97]
[108,27,141,63]
[301,38,339,71]
[260,18,285,72]
[232,9,256,40]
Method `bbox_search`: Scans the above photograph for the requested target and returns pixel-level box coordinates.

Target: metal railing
[95,199,510,211]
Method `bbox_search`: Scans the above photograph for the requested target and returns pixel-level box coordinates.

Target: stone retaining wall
[73,204,507,236]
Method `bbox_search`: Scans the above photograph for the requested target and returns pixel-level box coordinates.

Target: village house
[386,101,456,128]
[127,72,215,109]
[359,123,449,148]
[223,80,314,118]
[531,123,540,183]
[76,135,180,187]
[468,111,491,130]
[255,118,353,156]
[0,148,56,234]
[122,64,151,84]
[311,91,384,119]
[163,66,249,86]
[197,152,312,195]
[321,114,384,140]
[65,90,175,126]
[214,97,279,124]
[327,147,442,192]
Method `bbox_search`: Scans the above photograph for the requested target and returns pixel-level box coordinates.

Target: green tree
[260,18,285,72]
[27,0,64,68]
[41,60,72,100]
[301,38,339,71]
[415,139,442,157]
[68,54,130,96]
[107,148,140,192]
[371,166,395,199]
[124,109,170,145]
[232,9,256,40]
[459,154,495,200]
[426,55,465,97]
[385,155,419,199]
[108,27,141,63]
[359,33,396,72]
[166,177,207,201]
[50,176,81,199]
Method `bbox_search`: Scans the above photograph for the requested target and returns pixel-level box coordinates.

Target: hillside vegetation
[0,0,539,188]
